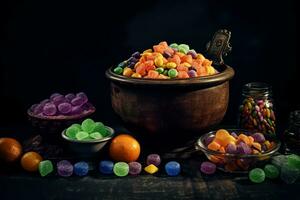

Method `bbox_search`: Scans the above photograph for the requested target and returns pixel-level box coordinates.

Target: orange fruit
[21,151,43,172]
[109,134,140,162]
[0,138,22,163]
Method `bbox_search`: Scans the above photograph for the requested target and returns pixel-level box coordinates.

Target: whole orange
[21,151,43,172]
[109,134,140,162]
[0,138,22,163]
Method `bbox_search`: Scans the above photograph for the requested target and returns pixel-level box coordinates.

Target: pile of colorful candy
[29,92,94,117]
[113,41,217,79]
[204,129,276,172]
[239,97,276,135]
[65,118,109,140]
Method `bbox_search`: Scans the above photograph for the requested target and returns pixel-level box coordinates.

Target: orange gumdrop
[176,65,189,72]
[177,71,189,78]
[252,142,262,151]
[148,70,159,79]
[248,136,254,146]
[219,146,226,153]
[238,134,251,145]
[196,66,208,76]
[159,41,168,48]
[208,141,221,151]
[153,45,165,54]
[136,65,147,76]
[175,52,185,58]
[202,59,213,67]
[215,129,230,139]
[168,55,181,66]
[181,55,193,64]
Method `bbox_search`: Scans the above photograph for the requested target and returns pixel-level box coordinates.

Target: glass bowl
[195,129,281,173]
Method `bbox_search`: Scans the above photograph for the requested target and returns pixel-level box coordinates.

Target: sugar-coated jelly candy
[71,96,85,107]
[74,161,89,176]
[188,70,197,78]
[50,93,61,100]
[39,160,54,177]
[287,154,300,169]
[168,69,178,78]
[81,118,96,133]
[65,93,75,101]
[58,102,72,114]
[52,95,66,106]
[146,154,161,166]
[280,163,300,184]
[144,164,158,174]
[128,162,142,175]
[226,143,237,154]
[90,132,103,140]
[66,126,80,139]
[99,160,114,174]
[264,164,279,179]
[71,106,83,114]
[249,168,265,183]
[200,161,216,175]
[113,162,129,177]
[165,161,181,176]
[251,133,265,143]
[43,103,57,116]
[75,131,89,140]
[236,142,252,154]
[114,67,123,75]
[57,160,73,177]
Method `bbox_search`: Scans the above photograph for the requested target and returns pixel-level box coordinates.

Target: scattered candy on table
[238,96,275,135]
[128,161,142,176]
[146,154,161,166]
[113,162,129,177]
[74,161,89,176]
[65,118,109,140]
[21,151,43,172]
[264,164,279,179]
[57,160,74,177]
[249,168,265,183]
[29,92,94,116]
[200,161,216,175]
[287,154,300,169]
[39,160,54,177]
[165,161,181,176]
[144,164,159,174]
[99,160,114,175]
[113,41,218,79]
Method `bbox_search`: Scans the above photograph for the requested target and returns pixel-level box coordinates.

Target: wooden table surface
[0,126,299,200]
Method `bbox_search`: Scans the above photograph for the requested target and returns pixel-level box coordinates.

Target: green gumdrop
[92,122,105,132]
[249,168,265,183]
[155,67,164,74]
[90,132,103,140]
[66,126,81,139]
[81,118,96,133]
[76,131,89,140]
[39,160,53,177]
[264,164,279,179]
[169,43,178,49]
[287,154,300,169]
[178,47,188,54]
[71,123,82,130]
[114,67,123,75]
[118,61,127,68]
[113,162,129,177]
[163,70,169,76]
[168,69,178,78]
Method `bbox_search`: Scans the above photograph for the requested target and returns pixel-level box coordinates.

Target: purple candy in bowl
[27,92,96,141]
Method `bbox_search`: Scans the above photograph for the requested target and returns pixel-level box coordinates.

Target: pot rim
[105,65,234,87]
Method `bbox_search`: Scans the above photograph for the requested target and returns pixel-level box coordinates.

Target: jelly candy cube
[39,160,54,177]
[74,161,89,176]
[75,131,89,140]
[99,160,114,175]
[90,132,103,140]
[287,154,300,169]
[249,168,265,183]
[146,154,161,166]
[200,161,216,175]
[264,164,279,179]
[113,162,129,177]
[57,160,73,177]
[81,118,96,133]
[128,162,142,176]
[144,164,158,174]
[165,161,181,176]
[280,163,300,184]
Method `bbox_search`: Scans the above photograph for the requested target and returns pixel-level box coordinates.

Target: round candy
[128,162,142,175]
[113,67,123,75]
[188,70,197,78]
[146,154,161,166]
[264,164,279,179]
[200,161,216,175]
[165,161,181,176]
[50,93,61,100]
[65,93,76,101]
[168,69,178,78]
[71,96,86,107]
[71,106,83,115]
[81,118,96,133]
[57,160,73,177]
[249,168,265,183]
[43,103,57,116]
[74,161,89,176]
[226,143,237,154]
[113,162,129,177]
[58,102,72,114]
[251,133,265,143]
[99,160,114,174]
[21,151,43,172]
[52,95,66,106]
[39,160,54,177]
[66,126,81,139]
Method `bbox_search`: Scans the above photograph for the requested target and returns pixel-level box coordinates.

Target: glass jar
[283,110,300,154]
[238,82,276,136]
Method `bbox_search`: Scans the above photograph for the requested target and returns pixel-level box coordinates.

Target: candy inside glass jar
[238,82,276,136]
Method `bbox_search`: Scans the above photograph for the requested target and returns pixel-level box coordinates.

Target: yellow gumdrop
[131,73,142,78]
[207,66,216,75]
[166,62,177,69]
[123,67,133,77]
[197,53,205,61]
[154,57,164,67]
[144,164,158,174]
[215,129,230,139]
[182,62,191,67]
[143,49,153,54]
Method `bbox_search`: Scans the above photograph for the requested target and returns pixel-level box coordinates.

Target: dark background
[0,0,298,134]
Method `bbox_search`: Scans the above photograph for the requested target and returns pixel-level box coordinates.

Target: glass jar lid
[242,82,272,97]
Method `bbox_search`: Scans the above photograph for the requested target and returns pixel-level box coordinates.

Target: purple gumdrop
[33,104,44,115]
[57,160,73,177]
[251,133,265,143]
[226,143,237,154]
[71,96,86,106]
[146,154,161,166]
[128,162,142,175]
[204,136,215,146]
[187,50,197,59]
[237,142,252,154]
[65,93,76,101]
[230,132,238,139]
[188,70,197,78]
[40,99,50,106]
[43,103,57,116]
[71,106,83,115]
[50,93,62,100]
[58,103,72,114]
[52,95,67,106]
[200,161,216,175]
[163,51,172,58]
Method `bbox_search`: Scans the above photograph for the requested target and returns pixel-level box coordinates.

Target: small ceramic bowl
[195,129,281,173]
[61,126,114,156]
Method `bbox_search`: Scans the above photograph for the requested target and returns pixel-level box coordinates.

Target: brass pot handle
[206,29,232,66]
